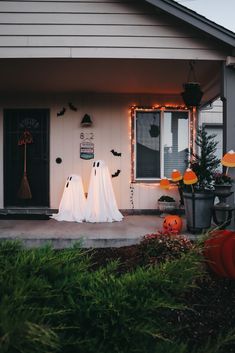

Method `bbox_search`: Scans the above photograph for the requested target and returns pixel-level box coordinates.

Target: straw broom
[17,130,33,200]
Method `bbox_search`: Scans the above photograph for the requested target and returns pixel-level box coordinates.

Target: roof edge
[145,0,235,48]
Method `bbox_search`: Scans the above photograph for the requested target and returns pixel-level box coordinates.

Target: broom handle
[24,143,27,174]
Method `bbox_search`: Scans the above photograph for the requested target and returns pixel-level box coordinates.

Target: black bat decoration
[111,149,122,157]
[68,102,77,111]
[112,169,121,178]
[57,107,66,117]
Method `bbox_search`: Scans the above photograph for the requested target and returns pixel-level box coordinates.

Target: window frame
[133,108,191,182]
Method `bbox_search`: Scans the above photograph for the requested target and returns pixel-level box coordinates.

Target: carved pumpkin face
[163,215,183,234]
[204,230,235,278]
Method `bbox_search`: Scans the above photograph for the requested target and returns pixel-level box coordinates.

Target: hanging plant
[181,61,204,107]
[182,82,203,107]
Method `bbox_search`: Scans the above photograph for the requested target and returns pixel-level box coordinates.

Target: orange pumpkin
[163,215,183,234]
[204,230,235,278]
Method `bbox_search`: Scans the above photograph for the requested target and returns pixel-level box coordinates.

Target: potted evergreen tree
[183,126,220,233]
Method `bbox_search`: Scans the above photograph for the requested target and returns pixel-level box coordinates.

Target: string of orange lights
[128,104,197,208]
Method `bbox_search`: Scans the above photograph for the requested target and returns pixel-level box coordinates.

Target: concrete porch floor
[0,215,195,248]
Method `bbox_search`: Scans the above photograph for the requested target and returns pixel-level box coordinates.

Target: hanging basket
[181,82,203,107]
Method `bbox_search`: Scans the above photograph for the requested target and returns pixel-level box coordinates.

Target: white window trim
[133,109,190,182]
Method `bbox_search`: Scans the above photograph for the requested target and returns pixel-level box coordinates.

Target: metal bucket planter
[214,184,233,201]
[213,184,234,228]
[183,191,214,234]
[158,201,177,212]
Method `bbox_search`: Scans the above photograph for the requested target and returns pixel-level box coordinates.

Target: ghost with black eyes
[85,160,123,222]
[51,174,86,222]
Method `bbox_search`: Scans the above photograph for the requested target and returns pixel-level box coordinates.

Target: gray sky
[176,0,235,32]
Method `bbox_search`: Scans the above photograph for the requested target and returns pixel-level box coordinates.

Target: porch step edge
[0,236,141,249]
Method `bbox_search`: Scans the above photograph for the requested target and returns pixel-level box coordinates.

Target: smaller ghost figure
[85,160,123,223]
[52,174,86,222]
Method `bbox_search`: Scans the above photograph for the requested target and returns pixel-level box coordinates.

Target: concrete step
[0,215,197,249]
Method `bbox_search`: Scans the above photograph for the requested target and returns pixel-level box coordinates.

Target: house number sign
[80,140,94,160]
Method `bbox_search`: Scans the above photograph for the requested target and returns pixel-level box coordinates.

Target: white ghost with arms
[52,174,86,222]
[85,160,123,222]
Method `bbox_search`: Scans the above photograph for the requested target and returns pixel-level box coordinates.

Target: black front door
[4,109,49,207]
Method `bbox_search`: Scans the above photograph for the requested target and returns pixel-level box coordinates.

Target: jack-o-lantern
[163,215,183,234]
[204,230,235,278]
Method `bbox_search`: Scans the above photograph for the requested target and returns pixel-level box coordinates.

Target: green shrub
[0,240,203,353]
[0,240,234,353]
[0,241,90,353]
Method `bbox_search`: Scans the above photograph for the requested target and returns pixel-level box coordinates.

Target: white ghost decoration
[85,160,123,223]
[51,174,86,222]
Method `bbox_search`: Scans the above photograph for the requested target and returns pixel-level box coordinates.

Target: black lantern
[81,114,93,127]
[181,62,203,108]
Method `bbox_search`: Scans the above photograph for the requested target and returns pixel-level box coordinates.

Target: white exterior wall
[0,0,229,60]
[199,99,223,166]
[0,93,180,210]
[199,99,223,125]
[0,0,229,211]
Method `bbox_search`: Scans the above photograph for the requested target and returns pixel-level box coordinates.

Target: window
[134,109,189,181]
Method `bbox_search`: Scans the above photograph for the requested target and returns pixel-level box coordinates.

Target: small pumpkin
[163,215,183,234]
[204,230,235,278]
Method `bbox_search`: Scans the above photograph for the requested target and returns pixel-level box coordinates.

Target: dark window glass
[136,111,160,179]
[163,111,189,178]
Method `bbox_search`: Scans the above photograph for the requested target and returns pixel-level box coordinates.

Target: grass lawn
[0,234,235,353]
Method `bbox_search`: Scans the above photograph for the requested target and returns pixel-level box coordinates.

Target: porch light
[81,114,93,127]
[181,61,203,108]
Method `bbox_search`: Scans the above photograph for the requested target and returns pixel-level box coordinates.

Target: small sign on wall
[80,140,94,160]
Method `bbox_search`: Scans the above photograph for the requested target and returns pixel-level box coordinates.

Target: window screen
[163,111,189,178]
[136,111,160,179]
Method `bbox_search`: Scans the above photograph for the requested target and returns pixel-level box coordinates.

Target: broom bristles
[17,173,32,199]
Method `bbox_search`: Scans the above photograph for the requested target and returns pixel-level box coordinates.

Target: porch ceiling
[0,58,221,104]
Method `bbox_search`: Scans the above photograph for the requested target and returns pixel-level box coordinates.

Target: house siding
[0,0,229,59]
[0,93,180,210]
[199,99,223,126]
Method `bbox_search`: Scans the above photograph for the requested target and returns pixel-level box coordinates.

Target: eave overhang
[145,0,235,48]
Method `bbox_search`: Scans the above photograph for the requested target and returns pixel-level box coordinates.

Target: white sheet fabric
[51,174,86,222]
[85,160,123,223]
